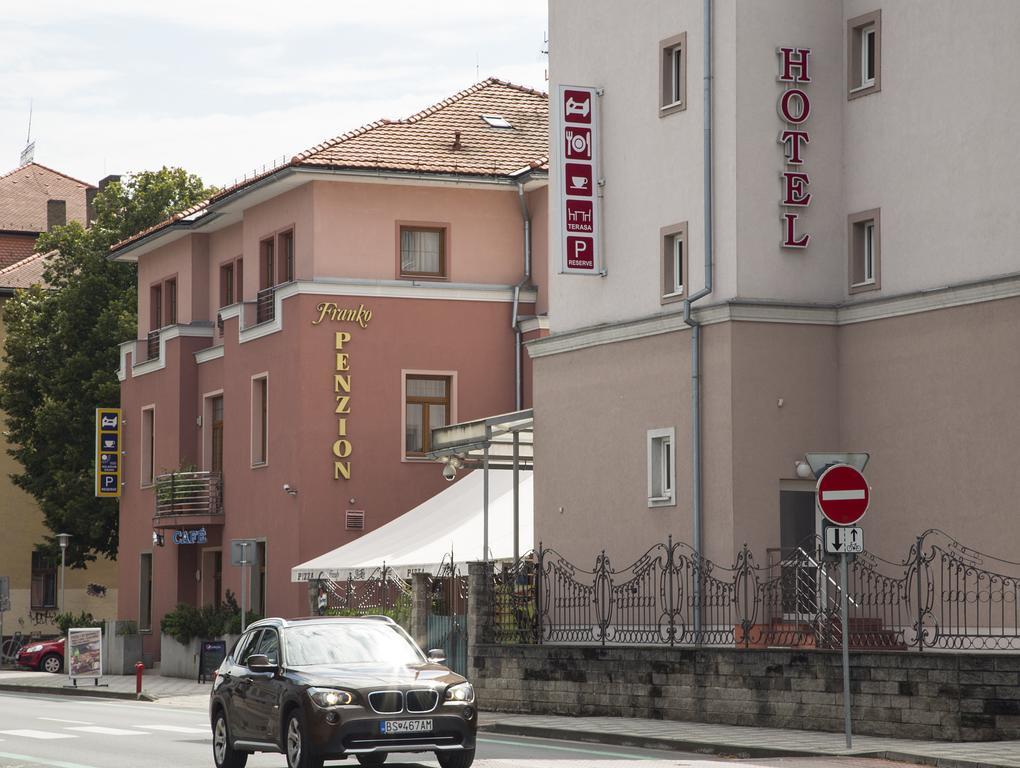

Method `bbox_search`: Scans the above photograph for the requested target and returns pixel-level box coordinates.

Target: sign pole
[840,551,852,749]
[240,542,248,632]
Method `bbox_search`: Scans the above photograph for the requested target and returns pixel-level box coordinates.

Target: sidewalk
[2,670,1018,767]
[478,713,1020,768]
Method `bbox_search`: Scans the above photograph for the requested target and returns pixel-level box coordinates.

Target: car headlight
[444,682,475,704]
[308,687,354,708]
[23,645,44,654]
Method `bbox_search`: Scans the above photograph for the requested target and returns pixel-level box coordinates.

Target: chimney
[451,130,463,151]
[87,175,121,225]
[47,200,66,231]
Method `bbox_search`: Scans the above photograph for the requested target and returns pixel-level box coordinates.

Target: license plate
[379,719,433,735]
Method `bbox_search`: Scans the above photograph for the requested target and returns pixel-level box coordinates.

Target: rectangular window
[849,209,881,294]
[399,226,446,278]
[211,396,224,474]
[659,32,687,116]
[660,222,688,303]
[220,262,235,307]
[251,376,268,466]
[404,375,450,456]
[164,278,177,325]
[141,406,155,486]
[150,284,162,331]
[235,258,244,301]
[278,230,294,284]
[260,238,275,290]
[647,427,676,507]
[30,551,57,610]
[139,553,153,632]
[848,10,881,99]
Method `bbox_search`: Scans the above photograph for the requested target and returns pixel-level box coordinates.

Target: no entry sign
[816,463,870,526]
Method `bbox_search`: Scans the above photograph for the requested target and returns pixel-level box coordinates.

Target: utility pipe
[513,182,533,410]
[682,0,714,636]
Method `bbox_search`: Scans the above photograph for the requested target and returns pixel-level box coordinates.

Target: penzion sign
[777,46,812,249]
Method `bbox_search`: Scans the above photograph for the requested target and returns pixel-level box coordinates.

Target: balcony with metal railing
[146,329,160,360]
[152,471,224,529]
[255,286,276,324]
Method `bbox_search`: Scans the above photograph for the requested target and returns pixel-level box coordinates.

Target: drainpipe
[682,0,714,636]
[513,182,533,411]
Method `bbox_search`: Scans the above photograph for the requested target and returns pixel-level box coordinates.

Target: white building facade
[531,0,1020,567]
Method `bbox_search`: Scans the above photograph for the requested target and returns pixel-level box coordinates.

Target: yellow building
[0,164,119,646]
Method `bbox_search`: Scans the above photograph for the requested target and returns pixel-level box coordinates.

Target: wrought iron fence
[489,530,1020,652]
[320,566,412,629]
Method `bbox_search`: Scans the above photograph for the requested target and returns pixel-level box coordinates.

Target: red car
[17,638,65,673]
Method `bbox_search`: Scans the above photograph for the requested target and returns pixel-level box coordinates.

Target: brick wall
[470,643,1020,741]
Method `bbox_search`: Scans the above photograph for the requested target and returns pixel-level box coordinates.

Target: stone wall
[469,643,1020,741]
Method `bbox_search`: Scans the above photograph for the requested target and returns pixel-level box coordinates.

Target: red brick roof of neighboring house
[0,232,39,270]
[0,162,94,233]
[111,78,549,255]
[0,249,54,291]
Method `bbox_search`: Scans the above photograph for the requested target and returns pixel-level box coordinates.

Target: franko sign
[313,303,373,481]
[777,46,812,249]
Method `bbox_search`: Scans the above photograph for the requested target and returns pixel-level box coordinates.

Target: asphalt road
[0,693,914,768]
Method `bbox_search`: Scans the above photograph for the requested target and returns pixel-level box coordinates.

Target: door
[425,568,468,677]
[246,628,285,744]
[779,490,819,618]
[222,630,261,740]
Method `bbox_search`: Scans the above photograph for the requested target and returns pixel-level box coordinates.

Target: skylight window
[481,114,513,129]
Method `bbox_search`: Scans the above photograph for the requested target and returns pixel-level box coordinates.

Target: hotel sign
[95,408,121,498]
[777,46,812,249]
[558,85,602,275]
[313,303,372,481]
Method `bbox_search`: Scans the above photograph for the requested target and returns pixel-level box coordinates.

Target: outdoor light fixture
[795,460,814,479]
[56,533,71,613]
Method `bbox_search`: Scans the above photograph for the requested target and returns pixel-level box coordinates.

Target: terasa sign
[558,85,602,275]
[777,46,812,249]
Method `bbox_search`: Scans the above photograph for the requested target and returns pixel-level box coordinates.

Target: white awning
[290,470,533,582]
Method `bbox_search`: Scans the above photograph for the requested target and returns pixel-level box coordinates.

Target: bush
[54,611,106,635]
[160,590,262,645]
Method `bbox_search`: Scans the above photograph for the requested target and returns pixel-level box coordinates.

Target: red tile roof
[0,249,53,290]
[0,162,94,233]
[0,233,38,270]
[111,78,548,255]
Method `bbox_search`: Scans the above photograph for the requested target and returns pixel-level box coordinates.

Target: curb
[479,723,1007,768]
[0,682,156,702]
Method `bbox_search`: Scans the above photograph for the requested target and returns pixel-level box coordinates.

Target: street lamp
[56,533,71,614]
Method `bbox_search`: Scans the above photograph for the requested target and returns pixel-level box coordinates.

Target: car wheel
[356,755,387,766]
[285,710,323,768]
[437,749,475,768]
[41,654,63,674]
[212,711,248,768]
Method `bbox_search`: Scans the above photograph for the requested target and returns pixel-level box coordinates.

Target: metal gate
[425,556,468,677]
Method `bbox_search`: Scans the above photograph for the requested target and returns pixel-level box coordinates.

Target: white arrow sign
[825,525,863,554]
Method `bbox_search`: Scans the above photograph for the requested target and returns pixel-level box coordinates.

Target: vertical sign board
[558,85,601,275]
[95,408,122,498]
[67,627,102,682]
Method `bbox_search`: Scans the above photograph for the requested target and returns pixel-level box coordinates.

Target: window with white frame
[660,222,687,303]
[849,209,881,293]
[647,427,676,507]
[848,10,881,98]
[659,32,687,116]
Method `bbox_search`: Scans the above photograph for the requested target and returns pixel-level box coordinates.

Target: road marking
[37,718,93,725]
[477,735,660,760]
[0,729,76,740]
[131,725,209,733]
[0,751,101,768]
[65,726,148,736]
[821,489,865,501]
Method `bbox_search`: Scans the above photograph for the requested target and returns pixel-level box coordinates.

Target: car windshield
[285,622,424,666]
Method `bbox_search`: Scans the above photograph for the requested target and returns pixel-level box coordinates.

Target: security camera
[283,483,297,495]
[442,463,457,482]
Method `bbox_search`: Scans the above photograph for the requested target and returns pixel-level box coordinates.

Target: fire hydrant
[135,661,145,697]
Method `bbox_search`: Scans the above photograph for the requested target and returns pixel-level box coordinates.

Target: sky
[1,0,548,187]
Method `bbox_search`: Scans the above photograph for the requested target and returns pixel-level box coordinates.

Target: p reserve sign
[558,85,601,275]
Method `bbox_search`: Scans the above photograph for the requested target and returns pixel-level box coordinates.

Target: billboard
[557,85,602,275]
[95,408,122,498]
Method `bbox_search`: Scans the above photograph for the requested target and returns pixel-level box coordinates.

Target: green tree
[0,168,214,567]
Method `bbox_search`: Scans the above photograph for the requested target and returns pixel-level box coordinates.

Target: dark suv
[209,616,476,768]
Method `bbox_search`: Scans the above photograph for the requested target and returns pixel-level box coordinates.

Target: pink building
[111,80,549,661]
